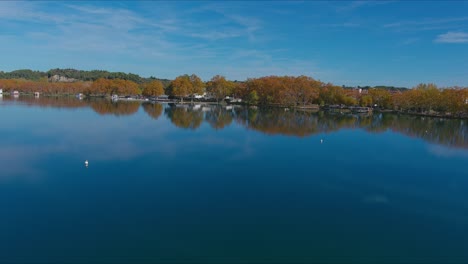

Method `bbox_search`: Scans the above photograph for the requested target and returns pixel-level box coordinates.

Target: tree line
[1,72,467,116]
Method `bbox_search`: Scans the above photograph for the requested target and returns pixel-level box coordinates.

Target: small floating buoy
[320,139,323,144]
[85,160,89,167]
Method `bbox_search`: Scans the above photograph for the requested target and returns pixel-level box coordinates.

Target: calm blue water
[1,97,467,263]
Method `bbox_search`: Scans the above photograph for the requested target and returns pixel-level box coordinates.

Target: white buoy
[320,139,323,144]
[85,160,89,167]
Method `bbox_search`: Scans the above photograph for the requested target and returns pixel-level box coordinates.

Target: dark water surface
[1,96,467,263]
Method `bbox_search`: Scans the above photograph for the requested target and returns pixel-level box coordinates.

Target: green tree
[246,90,259,105]
[359,95,373,107]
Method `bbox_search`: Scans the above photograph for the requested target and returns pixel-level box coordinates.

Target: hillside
[0,68,171,87]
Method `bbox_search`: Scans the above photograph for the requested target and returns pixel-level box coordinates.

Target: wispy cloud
[0,1,334,81]
[1,1,262,52]
[435,31,468,43]
[0,1,64,23]
[336,0,395,12]
[181,2,263,42]
[384,16,468,30]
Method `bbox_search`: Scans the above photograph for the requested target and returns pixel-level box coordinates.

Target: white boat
[76,93,84,99]
[0,89,3,95]
[111,94,119,101]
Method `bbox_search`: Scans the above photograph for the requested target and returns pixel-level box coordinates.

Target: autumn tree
[318,84,346,105]
[287,76,320,106]
[206,75,235,102]
[368,88,393,109]
[142,80,164,97]
[168,75,192,101]
[189,74,204,97]
[89,78,111,95]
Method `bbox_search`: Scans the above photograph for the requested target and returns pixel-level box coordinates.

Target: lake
[1,96,467,264]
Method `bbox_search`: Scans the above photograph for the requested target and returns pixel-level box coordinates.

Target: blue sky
[0,1,467,87]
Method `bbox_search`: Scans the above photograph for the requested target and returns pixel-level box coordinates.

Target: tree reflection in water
[165,104,467,149]
[205,105,233,130]
[164,104,203,130]
[1,95,88,109]
[142,103,163,120]
[89,100,140,116]
[5,97,466,149]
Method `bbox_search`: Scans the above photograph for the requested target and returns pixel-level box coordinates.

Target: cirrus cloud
[435,31,468,43]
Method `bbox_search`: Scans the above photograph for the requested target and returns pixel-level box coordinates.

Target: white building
[0,89,3,95]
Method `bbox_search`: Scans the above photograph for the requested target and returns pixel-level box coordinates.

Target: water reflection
[0,95,88,109]
[89,100,140,116]
[1,96,467,263]
[142,103,163,120]
[165,105,466,149]
[205,105,234,130]
[1,96,466,148]
[164,104,203,130]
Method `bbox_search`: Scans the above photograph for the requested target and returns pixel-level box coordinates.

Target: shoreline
[3,93,467,119]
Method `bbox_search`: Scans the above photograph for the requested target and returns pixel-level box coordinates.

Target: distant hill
[0,68,172,87]
[0,69,46,80]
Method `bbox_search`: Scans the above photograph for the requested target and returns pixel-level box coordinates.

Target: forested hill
[0,68,171,86]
